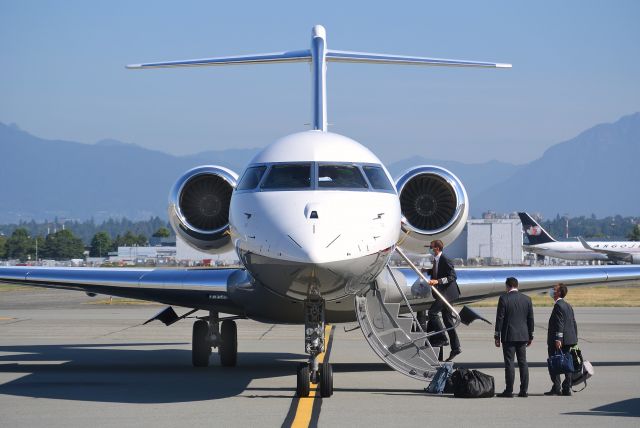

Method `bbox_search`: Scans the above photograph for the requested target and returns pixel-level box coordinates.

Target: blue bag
[547,350,575,375]
[425,362,454,394]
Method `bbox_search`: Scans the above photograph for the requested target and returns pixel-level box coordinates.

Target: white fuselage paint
[229,131,401,300]
[524,241,640,262]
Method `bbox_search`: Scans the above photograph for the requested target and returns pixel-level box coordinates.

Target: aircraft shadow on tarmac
[0,343,304,403]
[564,398,640,418]
[2,344,640,403]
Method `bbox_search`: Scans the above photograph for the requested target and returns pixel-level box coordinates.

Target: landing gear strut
[191,311,237,367]
[296,297,333,397]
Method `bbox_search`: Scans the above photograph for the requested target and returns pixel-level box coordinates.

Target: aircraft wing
[397,264,640,303]
[0,266,246,315]
[577,237,632,263]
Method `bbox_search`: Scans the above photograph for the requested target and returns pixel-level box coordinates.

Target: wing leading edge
[396,264,640,304]
[0,266,246,314]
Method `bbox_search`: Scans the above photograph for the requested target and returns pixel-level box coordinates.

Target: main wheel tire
[296,363,310,397]
[192,320,211,367]
[219,320,237,367]
[319,362,333,397]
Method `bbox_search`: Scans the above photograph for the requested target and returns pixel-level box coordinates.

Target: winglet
[577,236,594,250]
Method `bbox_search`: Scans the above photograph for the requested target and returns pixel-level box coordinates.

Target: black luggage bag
[451,368,495,398]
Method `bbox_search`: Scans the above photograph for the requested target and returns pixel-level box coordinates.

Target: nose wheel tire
[192,320,211,367]
[319,362,333,397]
[219,319,238,367]
[296,363,310,397]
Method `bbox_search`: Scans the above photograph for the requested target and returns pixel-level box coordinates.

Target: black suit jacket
[547,299,578,346]
[494,290,534,343]
[427,253,460,302]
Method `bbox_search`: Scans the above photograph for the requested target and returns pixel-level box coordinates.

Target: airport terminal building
[446,218,523,265]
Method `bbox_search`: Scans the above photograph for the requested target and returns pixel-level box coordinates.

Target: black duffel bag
[451,368,495,398]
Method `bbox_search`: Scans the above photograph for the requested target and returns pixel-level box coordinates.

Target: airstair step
[396,316,414,333]
[355,288,444,382]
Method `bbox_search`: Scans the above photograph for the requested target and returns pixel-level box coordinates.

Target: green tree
[111,231,148,250]
[136,233,148,246]
[5,228,34,261]
[89,232,112,257]
[152,227,171,238]
[41,229,85,260]
[628,224,640,241]
[0,235,6,259]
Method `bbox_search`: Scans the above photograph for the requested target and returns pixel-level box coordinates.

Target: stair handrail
[394,247,462,332]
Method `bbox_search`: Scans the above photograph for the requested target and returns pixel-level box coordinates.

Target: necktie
[433,257,438,278]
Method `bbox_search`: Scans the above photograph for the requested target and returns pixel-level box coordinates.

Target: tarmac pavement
[1,288,639,427]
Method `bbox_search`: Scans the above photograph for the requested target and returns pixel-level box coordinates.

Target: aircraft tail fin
[517,212,557,245]
[127,25,511,132]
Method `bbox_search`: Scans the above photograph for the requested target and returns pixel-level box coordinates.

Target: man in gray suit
[494,277,534,398]
[545,283,578,396]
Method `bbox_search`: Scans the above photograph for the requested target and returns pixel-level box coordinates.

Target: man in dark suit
[494,277,534,398]
[545,283,578,396]
[425,239,461,362]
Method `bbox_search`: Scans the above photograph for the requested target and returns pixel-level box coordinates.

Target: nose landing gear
[296,298,333,397]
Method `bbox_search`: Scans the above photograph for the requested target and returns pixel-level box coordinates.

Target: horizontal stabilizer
[326,50,511,68]
[127,50,311,69]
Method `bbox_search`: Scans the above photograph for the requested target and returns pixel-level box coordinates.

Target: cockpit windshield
[234,162,395,193]
[362,165,395,191]
[261,164,312,189]
[236,166,267,190]
[318,164,368,189]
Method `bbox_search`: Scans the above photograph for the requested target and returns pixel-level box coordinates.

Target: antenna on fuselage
[127,25,511,133]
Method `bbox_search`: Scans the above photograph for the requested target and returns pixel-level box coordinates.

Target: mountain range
[1,113,638,223]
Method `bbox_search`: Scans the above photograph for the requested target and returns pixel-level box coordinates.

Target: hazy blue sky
[1,1,638,164]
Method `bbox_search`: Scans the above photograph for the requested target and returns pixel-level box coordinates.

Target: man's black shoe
[562,389,572,396]
[543,389,561,396]
[496,391,513,398]
[518,392,528,398]
[445,349,461,362]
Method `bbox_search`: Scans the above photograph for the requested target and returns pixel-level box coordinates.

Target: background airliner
[2,26,639,398]
[519,212,640,264]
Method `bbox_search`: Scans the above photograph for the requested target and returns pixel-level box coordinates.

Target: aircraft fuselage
[229,131,401,302]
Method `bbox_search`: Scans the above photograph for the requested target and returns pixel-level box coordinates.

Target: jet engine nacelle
[168,165,238,253]
[395,166,468,253]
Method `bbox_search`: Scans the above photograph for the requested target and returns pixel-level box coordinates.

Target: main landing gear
[296,297,333,397]
[192,311,237,367]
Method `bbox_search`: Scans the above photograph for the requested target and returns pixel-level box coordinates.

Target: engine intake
[169,166,238,253]
[395,166,468,253]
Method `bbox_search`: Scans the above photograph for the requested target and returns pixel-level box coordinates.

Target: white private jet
[519,212,640,264]
[2,26,640,398]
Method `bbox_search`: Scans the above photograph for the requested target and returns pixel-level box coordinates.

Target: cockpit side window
[318,164,368,189]
[236,166,267,190]
[261,164,312,189]
[362,166,395,191]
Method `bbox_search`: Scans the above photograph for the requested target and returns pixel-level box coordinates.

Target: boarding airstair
[355,247,489,382]
[355,281,443,381]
